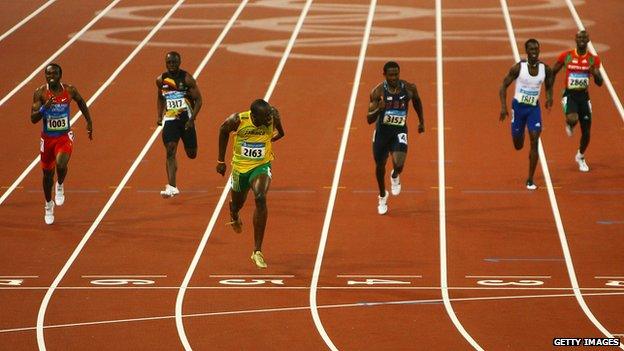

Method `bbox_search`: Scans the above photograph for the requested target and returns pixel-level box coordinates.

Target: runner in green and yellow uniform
[217,99,285,268]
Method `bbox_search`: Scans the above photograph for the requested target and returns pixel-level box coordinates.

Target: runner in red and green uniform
[216,99,285,268]
[552,30,603,172]
[31,63,93,224]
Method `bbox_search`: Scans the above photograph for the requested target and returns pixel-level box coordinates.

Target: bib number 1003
[47,117,68,130]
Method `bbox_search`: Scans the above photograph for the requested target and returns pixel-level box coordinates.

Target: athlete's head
[524,39,540,63]
[44,63,62,87]
[250,99,272,127]
[165,51,181,74]
[575,30,589,52]
[383,61,400,87]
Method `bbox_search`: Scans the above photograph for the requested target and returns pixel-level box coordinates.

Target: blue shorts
[511,99,542,138]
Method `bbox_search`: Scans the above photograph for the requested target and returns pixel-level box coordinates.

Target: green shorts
[231,162,272,193]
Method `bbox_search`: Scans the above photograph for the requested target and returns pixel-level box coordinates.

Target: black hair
[250,99,270,117]
[383,61,400,73]
[46,63,62,77]
[524,38,539,51]
[166,51,181,60]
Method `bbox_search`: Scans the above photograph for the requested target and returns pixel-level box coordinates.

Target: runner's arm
[30,88,44,124]
[544,64,554,110]
[270,106,284,142]
[186,75,202,120]
[409,82,424,133]
[216,113,240,175]
[499,63,520,121]
[367,86,383,124]
[156,77,164,126]
[69,85,93,140]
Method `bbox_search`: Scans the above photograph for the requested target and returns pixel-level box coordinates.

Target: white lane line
[0,0,56,43]
[0,0,123,206]
[500,1,622,348]
[81,275,167,278]
[0,276,39,278]
[595,276,624,279]
[437,1,483,350]
[337,275,422,278]
[7,291,624,335]
[5,286,624,291]
[173,1,313,350]
[209,275,295,278]
[564,0,624,122]
[309,1,376,350]
[465,275,551,279]
[35,2,188,350]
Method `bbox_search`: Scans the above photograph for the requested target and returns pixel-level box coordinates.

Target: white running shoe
[160,184,180,198]
[54,182,65,206]
[390,172,401,196]
[575,152,589,172]
[565,124,574,137]
[526,180,537,190]
[44,201,54,225]
[377,190,389,215]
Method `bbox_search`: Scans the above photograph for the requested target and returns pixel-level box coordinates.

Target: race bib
[567,72,589,90]
[241,142,266,159]
[518,93,538,106]
[166,97,187,111]
[382,113,406,126]
[46,116,69,131]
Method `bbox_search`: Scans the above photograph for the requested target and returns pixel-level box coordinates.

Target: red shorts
[40,131,73,170]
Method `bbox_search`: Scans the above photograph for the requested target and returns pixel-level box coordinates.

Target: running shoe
[54,182,65,206]
[44,201,54,225]
[390,172,401,196]
[526,180,537,190]
[575,152,589,172]
[160,184,180,198]
[377,190,389,215]
[251,250,267,269]
[226,217,243,233]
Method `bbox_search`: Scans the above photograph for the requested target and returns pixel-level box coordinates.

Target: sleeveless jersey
[557,49,601,91]
[376,81,409,130]
[513,61,545,106]
[42,84,71,137]
[160,70,192,121]
[232,110,274,173]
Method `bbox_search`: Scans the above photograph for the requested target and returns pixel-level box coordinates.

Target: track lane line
[307,1,377,350]
[0,0,56,43]
[0,0,123,206]
[35,1,189,349]
[173,1,314,350]
[563,0,624,122]
[500,0,623,348]
[436,0,484,349]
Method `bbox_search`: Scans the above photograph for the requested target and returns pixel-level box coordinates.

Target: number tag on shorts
[567,72,589,90]
[397,133,407,144]
[241,142,266,159]
[46,116,69,131]
[382,113,406,126]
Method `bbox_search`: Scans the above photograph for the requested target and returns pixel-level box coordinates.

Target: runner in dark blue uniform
[367,61,424,215]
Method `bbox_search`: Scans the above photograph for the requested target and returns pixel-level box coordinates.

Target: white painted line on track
[500,1,623,348]
[308,1,376,350]
[595,276,624,279]
[0,0,122,206]
[466,275,551,279]
[436,1,483,350]
[209,275,295,278]
[564,0,624,123]
[0,0,56,43]
[81,275,167,278]
[4,286,624,291]
[0,275,39,278]
[173,1,314,350]
[7,291,624,335]
[35,2,188,350]
[337,275,422,278]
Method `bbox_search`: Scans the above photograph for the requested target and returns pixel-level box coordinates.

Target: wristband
[367,108,379,116]
[39,105,47,114]
[217,160,225,164]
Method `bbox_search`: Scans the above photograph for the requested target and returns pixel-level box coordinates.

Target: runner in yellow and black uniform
[217,99,285,268]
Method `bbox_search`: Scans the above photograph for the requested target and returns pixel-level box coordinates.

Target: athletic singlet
[557,49,601,91]
[160,70,192,121]
[42,84,71,137]
[377,81,409,129]
[232,110,274,173]
[513,61,545,106]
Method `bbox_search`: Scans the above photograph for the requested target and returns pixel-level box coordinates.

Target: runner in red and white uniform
[31,63,93,224]
[552,30,603,172]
